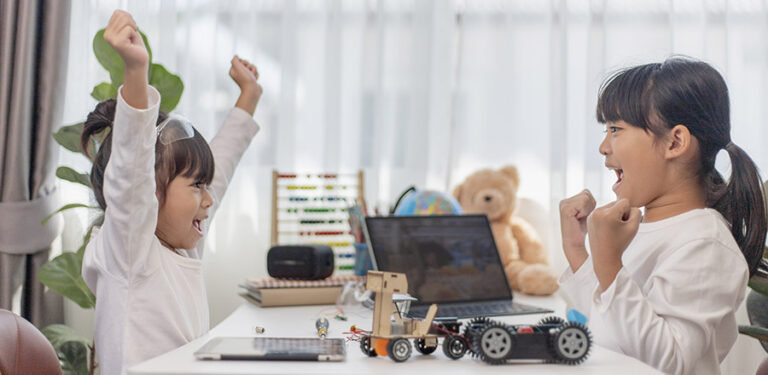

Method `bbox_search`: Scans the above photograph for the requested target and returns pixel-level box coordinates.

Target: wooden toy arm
[416,304,438,336]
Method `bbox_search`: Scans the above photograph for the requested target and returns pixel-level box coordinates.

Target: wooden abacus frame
[270,170,365,275]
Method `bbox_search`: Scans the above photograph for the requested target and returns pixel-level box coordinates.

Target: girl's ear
[665,124,693,160]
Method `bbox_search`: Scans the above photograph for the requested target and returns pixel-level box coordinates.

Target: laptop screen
[364,215,512,305]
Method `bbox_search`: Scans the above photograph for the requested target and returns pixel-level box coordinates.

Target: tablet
[194,337,346,361]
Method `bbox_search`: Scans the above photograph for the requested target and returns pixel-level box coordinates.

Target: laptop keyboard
[407,300,551,319]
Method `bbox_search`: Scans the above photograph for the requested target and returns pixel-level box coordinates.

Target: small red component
[517,326,534,334]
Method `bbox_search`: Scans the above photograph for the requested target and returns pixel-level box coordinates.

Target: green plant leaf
[76,225,96,264]
[42,324,90,375]
[739,325,768,342]
[93,28,153,88]
[751,256,768,295]
[93,29,124,87]
[56,167,91,188]
[750,275,768,297]
[90,82,117,101]
[53,121,104,161]
[61,341,89,375]
[141,30,153,65]
[42,203,99,226]
[149,63,184,112]
[53,122,85,154]
[42,324,91,350]
[39,252,95,309]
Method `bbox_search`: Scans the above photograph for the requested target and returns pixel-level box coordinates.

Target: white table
[129,294,663,375]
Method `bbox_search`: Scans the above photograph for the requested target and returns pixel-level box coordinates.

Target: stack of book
[239,275,364,307]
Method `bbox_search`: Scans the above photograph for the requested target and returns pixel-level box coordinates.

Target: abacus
[271,171,365,276]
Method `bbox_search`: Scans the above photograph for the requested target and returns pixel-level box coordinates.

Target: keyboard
[406,300,551,319]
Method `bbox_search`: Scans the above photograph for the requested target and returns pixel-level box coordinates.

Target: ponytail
[81,99,117,210]
[710,142,767,277]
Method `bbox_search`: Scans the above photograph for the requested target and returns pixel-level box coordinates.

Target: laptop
[364,214,552,319]
[194,337,345,361]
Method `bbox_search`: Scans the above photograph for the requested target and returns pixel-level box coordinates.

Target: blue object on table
[567,308,587,325]
[353,242,373,276]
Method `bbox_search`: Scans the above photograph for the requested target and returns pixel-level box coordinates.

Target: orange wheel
[374,338,389,357]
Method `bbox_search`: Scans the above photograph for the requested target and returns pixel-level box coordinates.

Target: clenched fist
[103,10,148,109]
[559,189,596,271]
[103,10,148,71]
[587,198,641,290]
[230,56,263,116]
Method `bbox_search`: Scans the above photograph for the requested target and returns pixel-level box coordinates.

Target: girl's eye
[193,182,211,191]
[603,126,620,134]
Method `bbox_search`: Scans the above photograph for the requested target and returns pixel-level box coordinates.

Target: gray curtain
[0,0,71,327]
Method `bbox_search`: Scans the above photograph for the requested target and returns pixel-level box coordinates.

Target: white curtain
[59,0,767,372]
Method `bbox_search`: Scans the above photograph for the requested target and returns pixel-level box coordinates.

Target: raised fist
[103,10,148,71]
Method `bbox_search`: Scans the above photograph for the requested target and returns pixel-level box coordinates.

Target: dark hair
[596,56,766,277]
[81,99,215,210]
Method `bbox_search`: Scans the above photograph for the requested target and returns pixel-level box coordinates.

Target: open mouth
[612,169,623,193]
[193,219,203,234]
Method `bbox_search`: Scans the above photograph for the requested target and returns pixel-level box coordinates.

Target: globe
[393,189,463,216]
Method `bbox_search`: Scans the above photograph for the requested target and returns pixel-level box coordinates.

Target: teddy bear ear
[500,165,520,187]
[452,183,463,201]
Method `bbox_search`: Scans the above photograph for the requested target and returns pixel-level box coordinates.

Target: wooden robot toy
[351,270,591,365]
[354,270,469,362]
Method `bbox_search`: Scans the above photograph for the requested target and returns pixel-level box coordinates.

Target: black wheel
[537,315,566,326]
[472,323,514,365]
[415,338,437,355]
[359,335,377,357]
[442,335,468,360]
[464,318,492,358]
[551,322,591,365]
[387,337,412,362]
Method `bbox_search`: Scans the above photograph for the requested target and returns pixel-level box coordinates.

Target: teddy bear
[452,165,558,296]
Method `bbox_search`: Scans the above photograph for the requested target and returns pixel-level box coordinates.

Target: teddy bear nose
[484,196,492,202]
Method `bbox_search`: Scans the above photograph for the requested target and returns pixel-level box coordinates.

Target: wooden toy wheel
[386,338,412,362]
[359,335,377,357]
[442,335,468,360]
[415,338,437,355]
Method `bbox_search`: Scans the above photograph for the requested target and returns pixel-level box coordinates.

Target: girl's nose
[201,188,214,208]
[598,134,611,155]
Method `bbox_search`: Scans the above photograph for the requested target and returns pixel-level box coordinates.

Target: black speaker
[267,245,334,280]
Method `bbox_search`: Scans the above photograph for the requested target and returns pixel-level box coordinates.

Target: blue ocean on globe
[393,190,463,216]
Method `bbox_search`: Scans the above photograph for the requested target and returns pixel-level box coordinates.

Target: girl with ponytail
[558,57,766,375]
[79,10,263,375]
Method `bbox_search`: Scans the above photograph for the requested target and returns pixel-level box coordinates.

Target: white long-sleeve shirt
[559,208,749,375]
[82,86,259,375]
